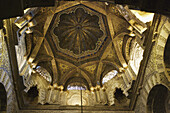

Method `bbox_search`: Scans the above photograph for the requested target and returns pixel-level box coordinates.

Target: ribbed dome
[53,8,104,54]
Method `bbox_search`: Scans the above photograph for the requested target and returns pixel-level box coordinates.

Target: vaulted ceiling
[26,2,132,89]
[12,0,151,108]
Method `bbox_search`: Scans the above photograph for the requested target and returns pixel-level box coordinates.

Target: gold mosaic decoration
[84,64,97,75]
[59,63,70,75]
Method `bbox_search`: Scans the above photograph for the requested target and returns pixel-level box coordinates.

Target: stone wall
[0,29,18,113]
[134,16,170,113]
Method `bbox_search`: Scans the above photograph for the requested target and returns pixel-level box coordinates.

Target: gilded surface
[11,1,157,110]
[84,64,97,75]
[50,5,107,58]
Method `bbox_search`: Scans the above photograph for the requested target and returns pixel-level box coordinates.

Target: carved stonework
[107,91,115,105]
[99,88,107,105]
[0,29,18,113]
[129,42,144,75]
[38,88,47,104]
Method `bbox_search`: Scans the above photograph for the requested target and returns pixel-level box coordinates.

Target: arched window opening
[67,83,86,90]
[102,70,118,84]
[67,85,86,90]
[0,83,7,113]
[147,84,169,113]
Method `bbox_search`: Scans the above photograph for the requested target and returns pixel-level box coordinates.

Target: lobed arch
[0,29,18,113]
[154,17,170,82]
[134,16,170,113]
[0,68,17,113]
[164,35,170,69]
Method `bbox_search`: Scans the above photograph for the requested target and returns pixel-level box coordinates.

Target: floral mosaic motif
[53,8,104,54]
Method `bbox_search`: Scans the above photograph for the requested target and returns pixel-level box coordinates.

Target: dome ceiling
[13,1,149,109]
[48,5,109,59]
[16,2,133,88]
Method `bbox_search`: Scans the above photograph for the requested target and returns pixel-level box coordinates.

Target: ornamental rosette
[53,8,104,54]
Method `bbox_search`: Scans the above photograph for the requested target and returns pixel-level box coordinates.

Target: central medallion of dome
[50,5,108,58]
[54,8,103,54]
